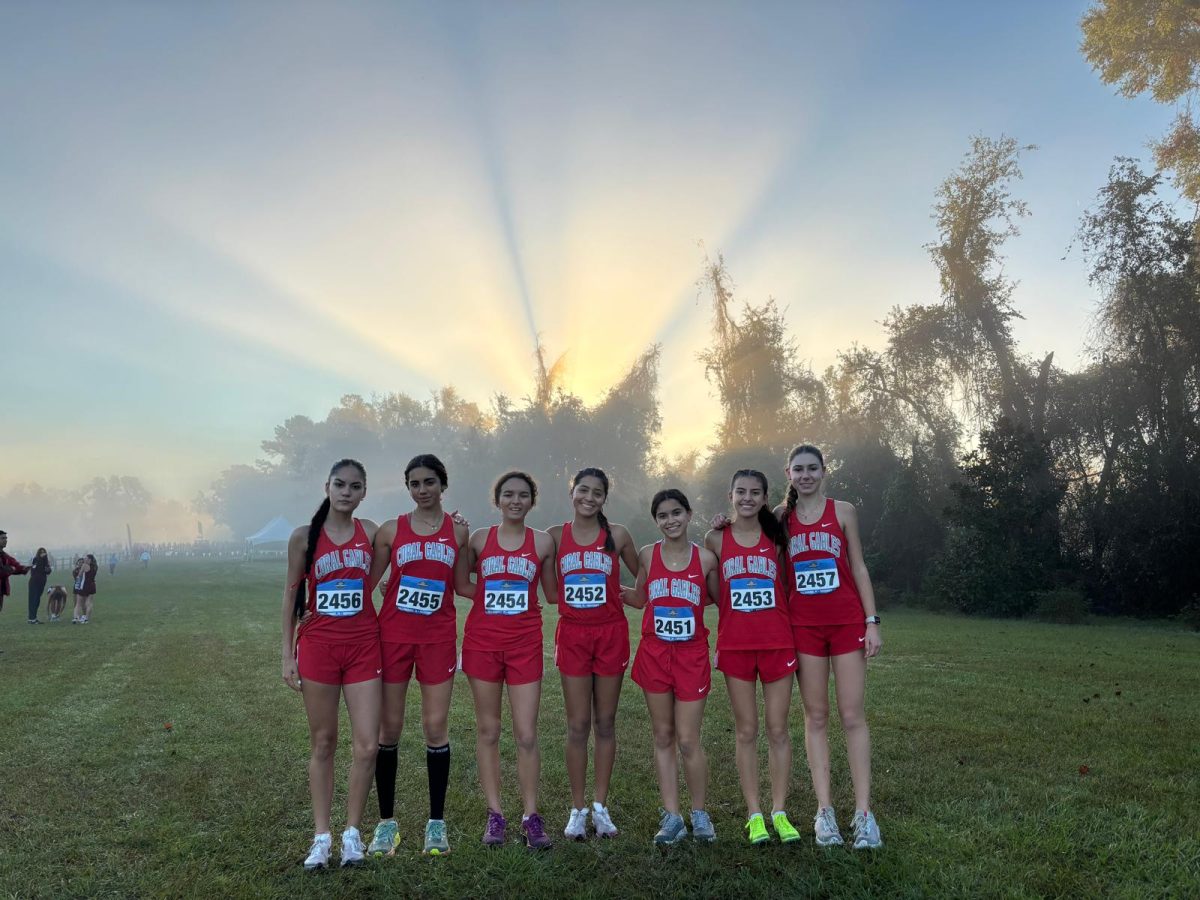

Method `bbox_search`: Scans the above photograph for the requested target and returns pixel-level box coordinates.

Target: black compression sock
[376,743,398,819]
[426,743,450,820]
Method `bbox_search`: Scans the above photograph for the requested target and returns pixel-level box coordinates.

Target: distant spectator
[1,530,31,652]
[72,554,98,624]
[28,548,51,624]
[108,552,119,576]
[140,549,151,569]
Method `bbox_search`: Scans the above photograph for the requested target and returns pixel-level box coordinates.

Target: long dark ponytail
[571,466,615,553]
[731,468,788,554]
[293,458,367,619]
[784,444,826,520]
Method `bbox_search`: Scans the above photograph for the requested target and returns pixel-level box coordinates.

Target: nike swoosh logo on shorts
[621,659,629,667]
[375,669,382,674]
[786,658,796,668]
[857,636,865,643]
[698,685,708,694]
[448,664,457,673]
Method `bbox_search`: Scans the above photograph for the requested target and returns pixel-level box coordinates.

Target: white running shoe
[340,826,366,867]
[79,616,89,624]
[564,807,588,840]
[303,833,332,871]
[591,802,618,838]
[851,809,882,849]
[814,807,844,847]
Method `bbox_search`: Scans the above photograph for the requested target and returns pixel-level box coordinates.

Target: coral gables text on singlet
[299,518,379,642]
[642,542,708,644]
[463,526,544,651]
[556,522,624,625]
[380,512,458,644]
[786,498,864,626]
[716,528,792,650]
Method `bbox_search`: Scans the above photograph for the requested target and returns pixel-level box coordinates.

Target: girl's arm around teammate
[368,519,396,597]
[536,528,558,604]
[455,528,486,599]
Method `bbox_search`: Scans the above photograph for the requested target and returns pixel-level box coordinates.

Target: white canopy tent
[246,515,293,547]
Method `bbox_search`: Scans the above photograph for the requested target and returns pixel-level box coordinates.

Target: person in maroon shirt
[1,530,31,652]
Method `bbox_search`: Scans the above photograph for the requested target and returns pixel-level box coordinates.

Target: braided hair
[293,458,367,619]
[571,467,615,553]
[783,444,826,520]
[730,469,788,554]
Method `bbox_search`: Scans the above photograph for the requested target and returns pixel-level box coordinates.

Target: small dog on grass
[46,585,68,622]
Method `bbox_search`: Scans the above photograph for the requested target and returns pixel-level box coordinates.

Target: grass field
[0,560,1197,899]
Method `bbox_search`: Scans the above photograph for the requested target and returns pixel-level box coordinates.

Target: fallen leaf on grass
[1078,765,1090,776]
[164,722,173,730]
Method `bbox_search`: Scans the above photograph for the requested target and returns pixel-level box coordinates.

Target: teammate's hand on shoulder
[709,513,731,530]
[449,509,470,529]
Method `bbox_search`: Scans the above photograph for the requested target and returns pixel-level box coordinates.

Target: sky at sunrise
[0,0,1170,509]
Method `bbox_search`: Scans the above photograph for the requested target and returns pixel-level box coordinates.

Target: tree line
[196,138,1198,623]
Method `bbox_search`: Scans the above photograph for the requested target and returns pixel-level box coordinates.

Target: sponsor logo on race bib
[794,558,840,595]
[729,576,775,611]
[653,606,695,641]
[315,578,364,617]
[564,572,606,608]
[484,579,529,615]
[396,575,445,615]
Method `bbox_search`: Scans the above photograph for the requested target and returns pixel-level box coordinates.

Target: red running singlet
[379,512,458,645]
[555,522,625,625]
[297,519,379,642]
[640,542,709,645]
[787,498,864,626]
[715,528,792,651]
[462,526,543,652]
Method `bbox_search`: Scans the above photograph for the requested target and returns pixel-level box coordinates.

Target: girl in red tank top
[628,489,720,845]
[704,469,800,845]
[280,459,381,870]
[364,454,470,857]
[458,471,557,849]
[548,467,641,839]
[782,444,883,850]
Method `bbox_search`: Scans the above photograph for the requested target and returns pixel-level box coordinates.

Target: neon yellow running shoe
[745,813,770,845]
[772,811,801,843]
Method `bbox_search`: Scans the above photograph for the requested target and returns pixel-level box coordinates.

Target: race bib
[729,577,776,611]
[794,558,840,595]
[484,579,529,615]
[563,573,607,609]
[653,606,695,642]
[395,575,444,616]
[315,578,364,617]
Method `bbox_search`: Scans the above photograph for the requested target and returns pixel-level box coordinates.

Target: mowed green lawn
[1,561,1196,899]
